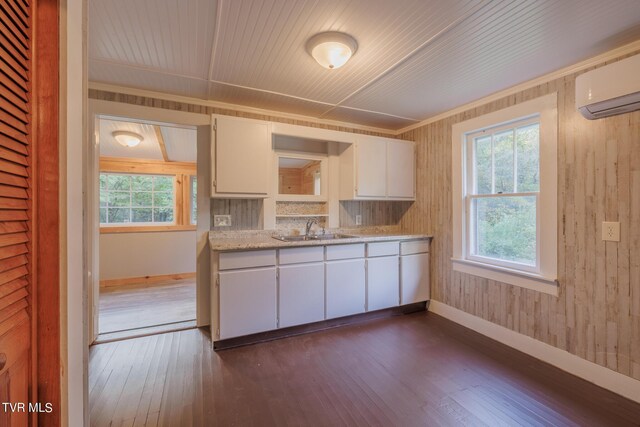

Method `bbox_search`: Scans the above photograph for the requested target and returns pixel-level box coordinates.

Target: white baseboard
[428,300,640,404]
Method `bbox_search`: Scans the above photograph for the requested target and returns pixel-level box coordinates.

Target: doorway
[94,115,198,342]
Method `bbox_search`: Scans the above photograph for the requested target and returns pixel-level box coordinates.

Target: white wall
[100,231,196,280]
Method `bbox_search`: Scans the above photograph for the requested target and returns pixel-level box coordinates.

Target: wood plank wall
[399,51,640,380]
[89,89,405,230]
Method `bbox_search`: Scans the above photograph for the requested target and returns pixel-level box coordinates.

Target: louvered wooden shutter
[0,0,32,425]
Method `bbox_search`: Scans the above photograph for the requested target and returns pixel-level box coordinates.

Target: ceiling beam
[153,125,170,162]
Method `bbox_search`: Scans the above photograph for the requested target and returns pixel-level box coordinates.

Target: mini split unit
[576,53,640,119]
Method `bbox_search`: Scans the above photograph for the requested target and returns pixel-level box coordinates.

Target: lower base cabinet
[326,258,366,318]
[219,266,277,339]
[279,263,325,328]
[400,253,430,305]
[367,256,400,311]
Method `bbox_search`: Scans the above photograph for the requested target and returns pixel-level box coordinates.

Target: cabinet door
[367,256,399,311]
[279,263,325,328]
[326,259,366,318]
[356,137,387,198]
[213,115,270,195]
[387,140,415,199]
[219,267,277,339]
[400,253,430,305]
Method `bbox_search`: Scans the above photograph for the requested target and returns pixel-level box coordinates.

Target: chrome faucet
[305,219,318,236]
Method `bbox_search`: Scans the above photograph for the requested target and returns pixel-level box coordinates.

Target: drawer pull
[0,353,6,371]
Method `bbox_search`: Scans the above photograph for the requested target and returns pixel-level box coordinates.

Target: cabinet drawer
[326,243,365,260]
[367,241,399,257]
[279,246,324,264]
[400,240,429,255]
[219,249,276,270]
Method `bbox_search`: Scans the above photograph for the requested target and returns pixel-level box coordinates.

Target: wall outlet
[602,221,620,242]
[355,214,362,226]
[214,215,232,227]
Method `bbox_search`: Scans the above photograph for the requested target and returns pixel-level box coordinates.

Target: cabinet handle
[0,353,6,371]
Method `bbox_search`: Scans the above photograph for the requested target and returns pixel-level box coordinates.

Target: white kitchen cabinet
[387,139,415,199]
[326,258,366,318]
[219,266,277,339]
[212,115,271,197]
[356,137,387,198]
[367,256,400,311]
[400,252,430,305]
[278,263,325,328]
[339,135,415,201]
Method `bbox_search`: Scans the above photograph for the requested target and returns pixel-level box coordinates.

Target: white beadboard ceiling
[99,118,197,162]
[89,0,640,130]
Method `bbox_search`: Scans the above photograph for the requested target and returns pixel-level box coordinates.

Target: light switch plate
[214,215,232,227]
[602,221,620,242]
[355,214,362,226]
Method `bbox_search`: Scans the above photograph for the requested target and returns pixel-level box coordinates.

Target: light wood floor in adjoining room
[99,279,196,335]
[89,312,640,427]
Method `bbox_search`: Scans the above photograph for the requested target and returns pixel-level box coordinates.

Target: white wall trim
[396,39,640,135]
[428,300,640,404]
[88,81,395,136]
[451,258,558,296]
[451,94,558,293]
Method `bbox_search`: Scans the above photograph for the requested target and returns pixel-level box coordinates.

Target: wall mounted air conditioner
[575,53,640,120]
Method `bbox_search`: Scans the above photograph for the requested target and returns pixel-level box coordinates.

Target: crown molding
[88,82,396,136]
[395,39,640,135]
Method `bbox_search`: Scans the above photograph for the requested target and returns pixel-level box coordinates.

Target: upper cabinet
[387,140,415,199]
[340,136,416,201]
[210,116,415,202]
[211,115,271,198]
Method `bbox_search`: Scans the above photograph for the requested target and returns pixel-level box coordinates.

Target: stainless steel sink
[317,233,355,240]
[272,235,320,242]
[272,233,355,242]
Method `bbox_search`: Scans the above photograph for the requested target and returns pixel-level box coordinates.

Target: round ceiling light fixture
[112,131,143,148]
[306,31,358,69]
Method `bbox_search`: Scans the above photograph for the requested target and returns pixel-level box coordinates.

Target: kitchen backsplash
[339,200,412,228]
[211,199,262,230]
[210,199,410,231]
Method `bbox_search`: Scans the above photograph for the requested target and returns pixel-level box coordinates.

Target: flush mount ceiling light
[306,31,358,69]
[112,131,143,148]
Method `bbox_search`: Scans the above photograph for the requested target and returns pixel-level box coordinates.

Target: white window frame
[100,172,176,226]
[452,93,558,295]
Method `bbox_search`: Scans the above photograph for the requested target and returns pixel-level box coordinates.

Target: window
[100,173,175,225]
[190,176,197,225]
[452,94,557,294]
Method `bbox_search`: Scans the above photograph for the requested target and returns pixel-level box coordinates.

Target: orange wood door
[0,0,33,425]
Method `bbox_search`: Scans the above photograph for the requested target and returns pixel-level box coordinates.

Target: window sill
[100,225,196,234]
[451,258,558,296]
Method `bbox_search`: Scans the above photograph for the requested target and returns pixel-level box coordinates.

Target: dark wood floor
[89,311,640,426]
[99,280,196,335]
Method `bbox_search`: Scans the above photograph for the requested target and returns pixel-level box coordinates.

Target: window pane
[516,124,539,192]
[153,208,173,223]
[99,208,107,223]
[153,176,173,192]
[131,191,152,207]
[99,174,107,190]
[107,175,130,191]
[153,192,173,207]
[108,192,130,207]
[190,177,197,225]
[131,208,153,223]
[131,175,153,191]
[473,196,536,265]
[493,131,514,193]
[99,192,107,207]
[473,136,492,194]
[108,208,130,223]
